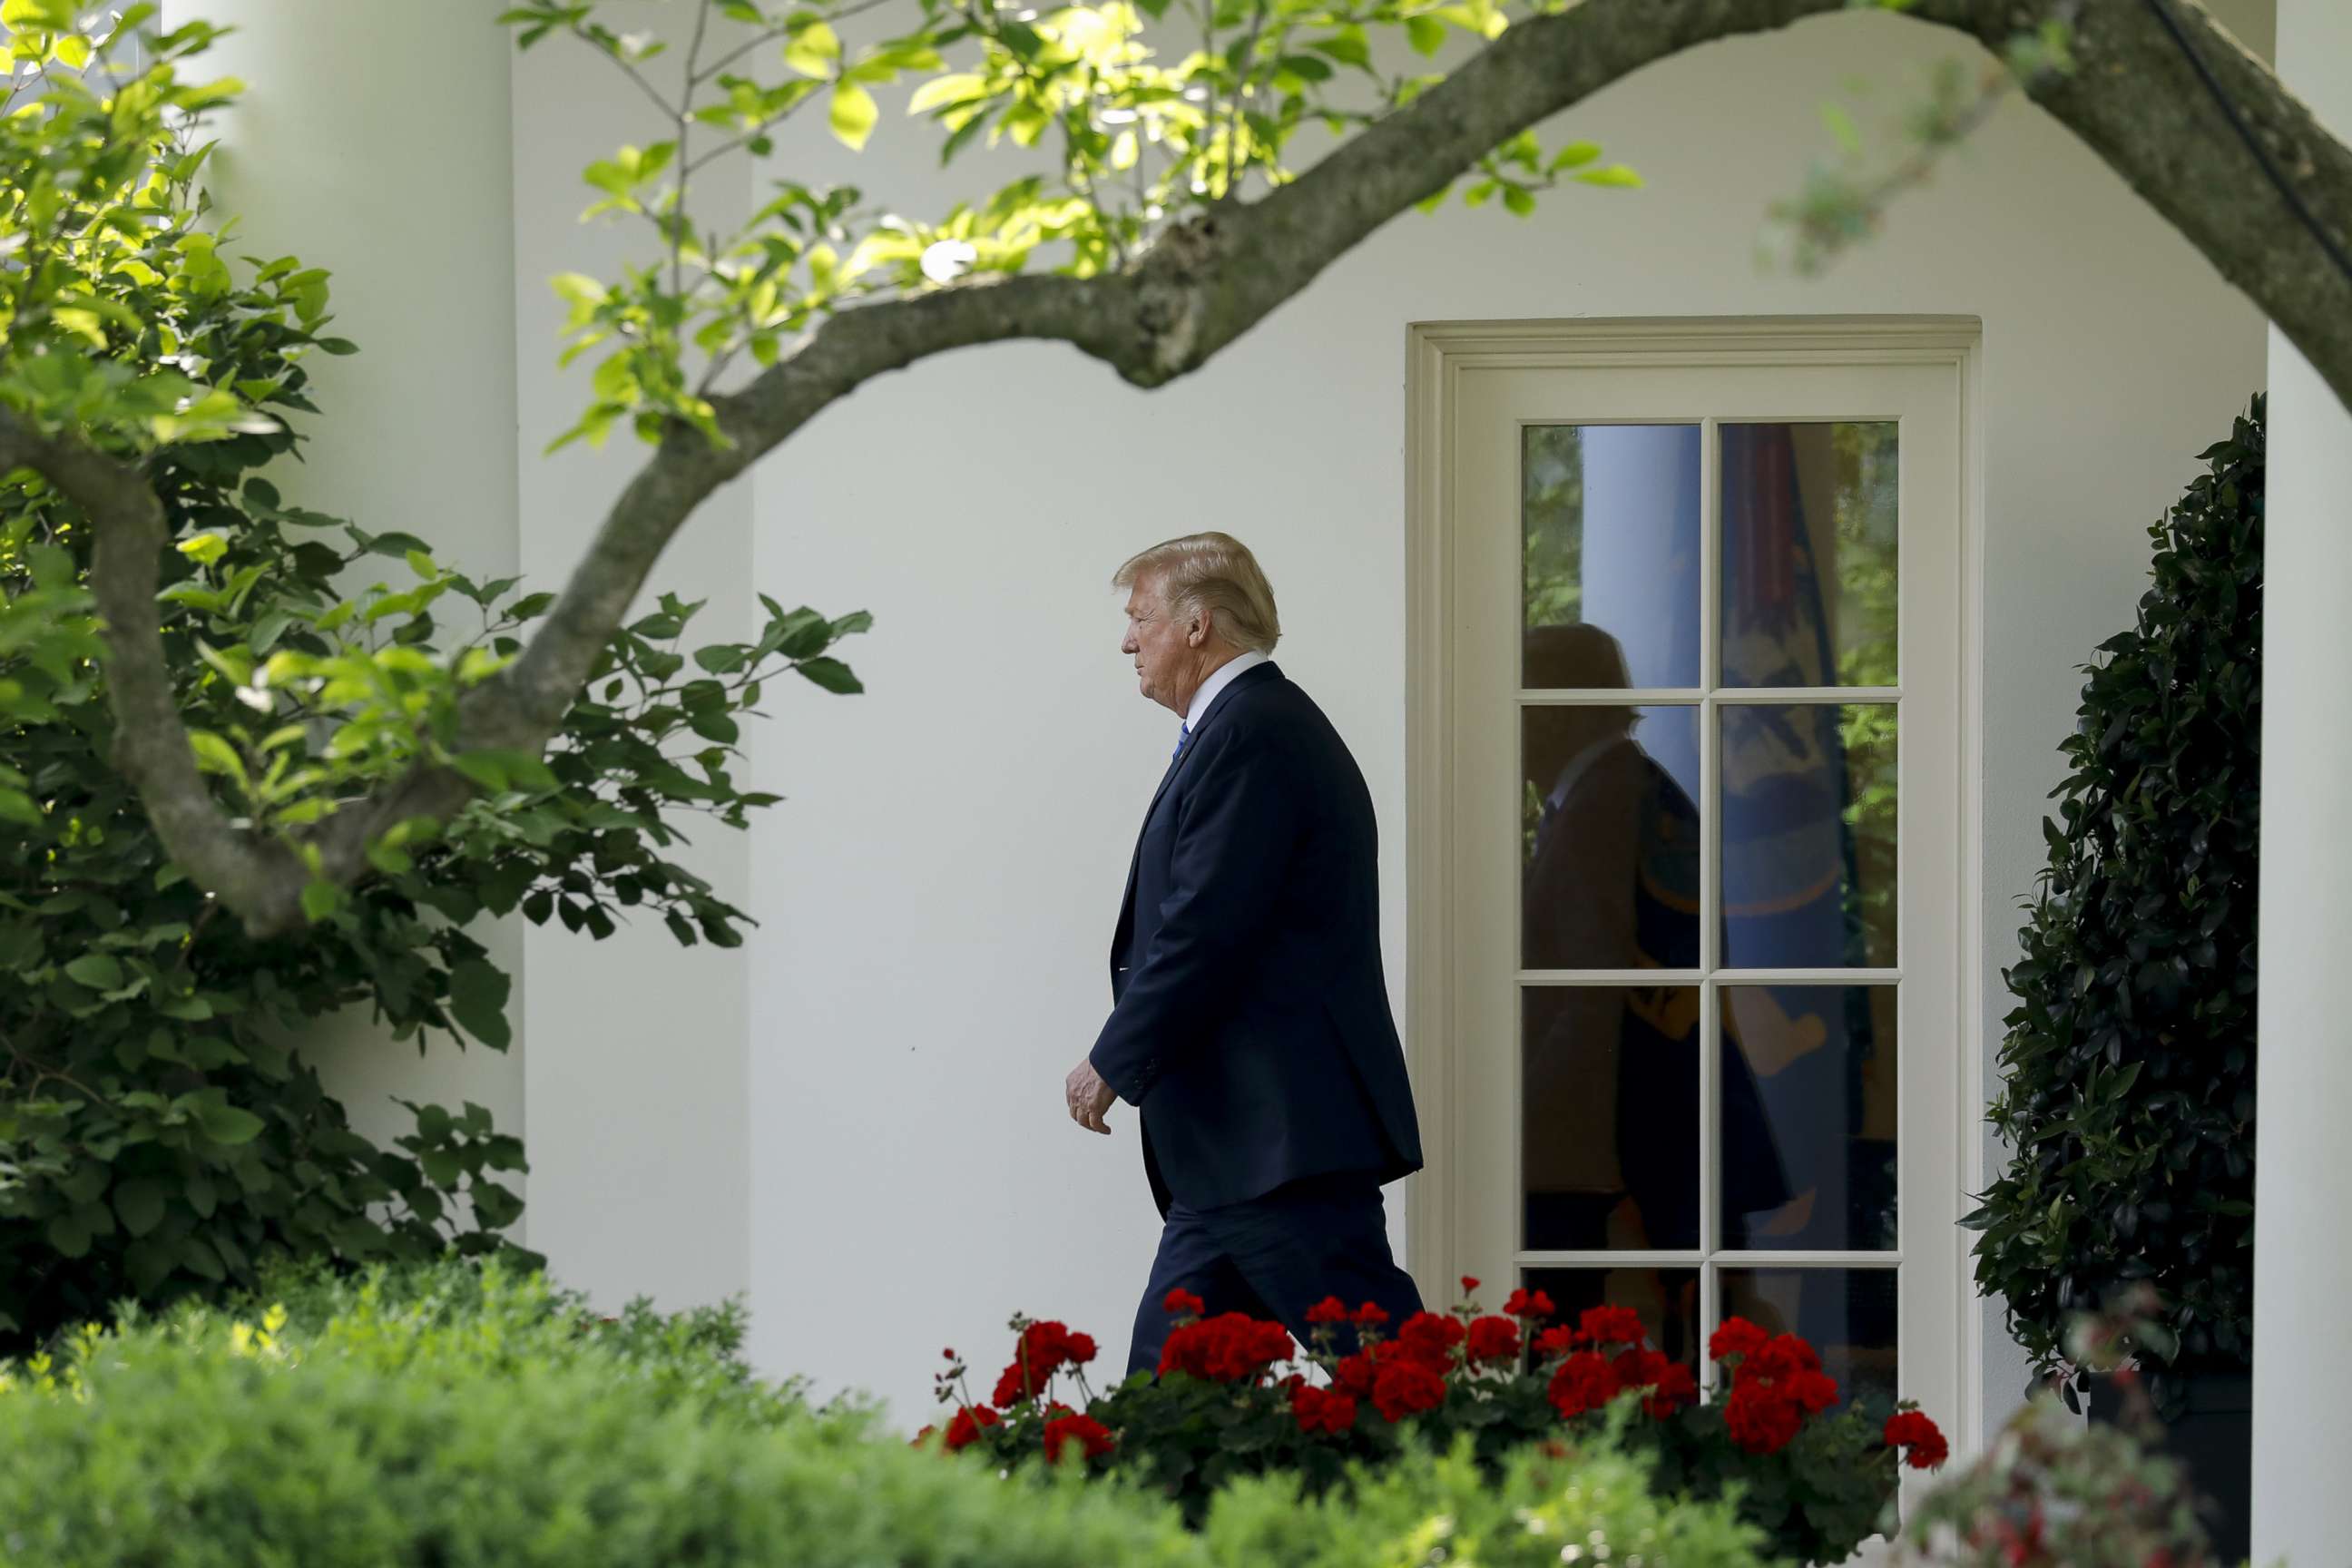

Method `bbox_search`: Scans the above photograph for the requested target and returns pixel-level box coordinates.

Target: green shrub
[0,1258,1772,1568]
[1966,397,2264,1400]
[0,16,866,1346]
[1202,1436,1770,1568]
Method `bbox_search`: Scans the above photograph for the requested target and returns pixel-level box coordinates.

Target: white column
[509,6,755,1314]
[2252,3,2352,1559]
[178,3,528,1181]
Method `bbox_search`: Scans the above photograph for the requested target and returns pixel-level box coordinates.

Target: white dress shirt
[1184,648,1271,733]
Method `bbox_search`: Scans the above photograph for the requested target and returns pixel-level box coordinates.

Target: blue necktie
[1171,722,1193,761]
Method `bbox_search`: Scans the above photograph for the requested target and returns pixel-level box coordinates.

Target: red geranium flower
[1722,1385,1802,1455]
[942,1404,1002,1451]
[1291,1383,1358,1436]
[1504,1288,1556,1321]
[1160,1312,1295,1384]
[1573,1305,1647,1349]
[1043,1409,1117,1463]
[1644,1362,1699,1417]
[1465,1315,1523,1366]
[1395,1310,1467,1367]
[1546,1350,1622,1418]
[1306,1296,1353,1326]
[1532,1325,1582,1362]
[1884,1410,1950,1470]
[1371,1358,1449,1421]
[1460,1275,1482,1295]
[1163,1289,1206,1318]
[1352,1301,1391,1328]
[1787,1368,1840,1415]
[1333,1351,1378,1399]
[1751,1333,1822,1378]
[1709,1316,1770,1363]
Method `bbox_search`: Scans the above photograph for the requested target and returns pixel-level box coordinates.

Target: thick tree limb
[15,0,2349,936]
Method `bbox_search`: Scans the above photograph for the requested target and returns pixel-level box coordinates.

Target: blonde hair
[1112,532,1282,655]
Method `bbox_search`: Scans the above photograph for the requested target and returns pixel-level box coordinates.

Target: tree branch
[24,0,2352,939]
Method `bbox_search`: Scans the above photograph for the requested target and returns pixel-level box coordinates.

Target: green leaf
[113,1178,167,1237]
[785,19,840,77]
[1546,140,1602,172]
[1573,164,1645,189]
[1406,15,1446,54]
[797,656,864,694]
[447,959,514,1051]
[908,72,987,114]
[44,1210,91,1259]
[830,81,878,150]
[194,1100,267,1146]
[299,879,342,922]
[64,953,125,990]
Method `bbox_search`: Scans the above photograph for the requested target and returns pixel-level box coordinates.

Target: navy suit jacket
[1089,661,1423,1216]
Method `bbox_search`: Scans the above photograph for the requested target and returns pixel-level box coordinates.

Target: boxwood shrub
[0,1258,1771,1568]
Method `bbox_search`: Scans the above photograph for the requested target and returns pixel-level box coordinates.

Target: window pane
[1720,703,1896,969]
[1720,986,1898,1251]
[1524,425,1701,691]
[1720,422,1898,689]
[1523,985,1696,1251]
[1522,1266,1702,1382]
[1523,986,1797,1253]
[1718,1267,1898,1416]
[1523,705,1700,971]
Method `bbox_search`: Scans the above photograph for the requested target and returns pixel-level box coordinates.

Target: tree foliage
[1965,398,2263,1397]
[0,11,866,1344]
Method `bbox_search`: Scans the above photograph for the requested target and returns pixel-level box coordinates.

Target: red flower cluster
[1042,1405,1118,1462]
[1710,1317,1841,1455]
[1304,1296,1393,1329]
[1465,1315,1523,1366]
[1290,1382,1357,1435]
[915,1403,1002,1452]
[1371,1358,1449,1420]
[1162,1288,1206,1318]
[990,1320,1097,1407]
[1538,1305,1696,1420]
[1883,1410,1950,1470]
[1159,1312,1296,1384]
[1395,1310,1466,1366]
[1503,1287,1556,1320]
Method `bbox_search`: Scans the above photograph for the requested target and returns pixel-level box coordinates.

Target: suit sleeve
[1088,721,1301,1106]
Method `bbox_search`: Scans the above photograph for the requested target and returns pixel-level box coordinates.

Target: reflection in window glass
[1521,705,1699,970]
[1524,425,1701,690]
[1720,703,1896,969]
[1720,422,1898,689]
[1720,986,1897,1251]
[1522,987,1794,1253]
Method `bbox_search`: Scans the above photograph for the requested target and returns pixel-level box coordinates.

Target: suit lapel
[1140,660,1281,828]
[1112,661,1283,965]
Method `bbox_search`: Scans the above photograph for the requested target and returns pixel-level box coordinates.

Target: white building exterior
[180,0,2347,1554]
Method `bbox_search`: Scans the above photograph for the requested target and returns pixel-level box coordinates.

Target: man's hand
[1066,1057,1117,1135]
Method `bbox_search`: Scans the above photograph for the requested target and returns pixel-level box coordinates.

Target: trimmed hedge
[0,1259,1771,1568]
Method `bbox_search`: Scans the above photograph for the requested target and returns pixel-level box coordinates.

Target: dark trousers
[1125,1171,1424,1377]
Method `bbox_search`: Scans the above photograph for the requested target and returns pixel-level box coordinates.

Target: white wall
[182,0,2277,1440]
[737,6,2269,1429]
[510,5,759,1315]
[2252,0,2350,1557]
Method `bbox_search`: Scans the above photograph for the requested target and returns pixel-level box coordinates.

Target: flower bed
[923,1278,1947,1565]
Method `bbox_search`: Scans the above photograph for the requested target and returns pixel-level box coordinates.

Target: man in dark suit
[1065,532,1425,1377]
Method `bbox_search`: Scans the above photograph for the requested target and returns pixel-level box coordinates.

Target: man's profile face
[1122,576,1195,712]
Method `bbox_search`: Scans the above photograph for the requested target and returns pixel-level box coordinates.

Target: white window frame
[1400,316,1988,1459]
